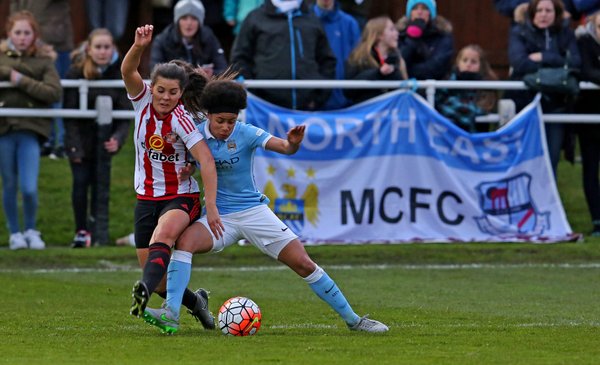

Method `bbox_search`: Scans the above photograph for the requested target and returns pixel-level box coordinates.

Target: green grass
[1,247,599,365]
[1,129,600,364]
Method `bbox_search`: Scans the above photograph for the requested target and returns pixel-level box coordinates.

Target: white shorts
[197,204,298,259]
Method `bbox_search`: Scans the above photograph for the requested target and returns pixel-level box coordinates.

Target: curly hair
[199,68,246,114]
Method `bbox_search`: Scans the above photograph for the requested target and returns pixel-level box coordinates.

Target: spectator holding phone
[345,16,407,104]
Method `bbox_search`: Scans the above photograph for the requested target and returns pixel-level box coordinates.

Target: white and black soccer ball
[217,296,262,336]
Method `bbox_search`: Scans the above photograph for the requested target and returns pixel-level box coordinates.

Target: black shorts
[134,195,201,249]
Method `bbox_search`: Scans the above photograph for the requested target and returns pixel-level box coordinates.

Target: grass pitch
[1,245,599,365]
[1,128,599,364]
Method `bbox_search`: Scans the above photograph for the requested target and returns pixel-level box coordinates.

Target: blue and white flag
[246,90,577,244]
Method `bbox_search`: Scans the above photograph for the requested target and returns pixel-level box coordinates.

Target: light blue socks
[304,265,360,326]
[166,250,193,319]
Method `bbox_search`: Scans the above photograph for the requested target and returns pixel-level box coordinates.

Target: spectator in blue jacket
[395,0,454,81]
[223,0,262,36]
[150,0,227,77]
[313,0,361,109]
[230,0,336,110]
[507,0,581,177]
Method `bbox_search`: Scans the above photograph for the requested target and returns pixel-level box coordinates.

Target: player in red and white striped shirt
[122,24,223,328]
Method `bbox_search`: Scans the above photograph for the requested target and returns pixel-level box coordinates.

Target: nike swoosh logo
[325,284,335,294]
[281,227,288,231]
[160,313,178,324]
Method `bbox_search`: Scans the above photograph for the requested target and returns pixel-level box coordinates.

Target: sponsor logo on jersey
[146,149,181,162]
[148,134,165,151]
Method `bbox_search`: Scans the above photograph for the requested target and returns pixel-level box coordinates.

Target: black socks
[142,242,171,294]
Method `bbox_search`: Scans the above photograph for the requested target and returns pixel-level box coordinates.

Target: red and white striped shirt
[129,84,203,199]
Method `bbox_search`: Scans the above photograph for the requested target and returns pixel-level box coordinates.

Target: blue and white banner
[246,90,577,244]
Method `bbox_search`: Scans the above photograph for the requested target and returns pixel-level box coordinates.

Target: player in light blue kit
[143,73,389,334]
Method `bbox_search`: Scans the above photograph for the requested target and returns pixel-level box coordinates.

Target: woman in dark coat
[575,12,600,236]
[63,28,131,247]
[507,0,581,177]
[395,0,454,81]
[150,0,227,78]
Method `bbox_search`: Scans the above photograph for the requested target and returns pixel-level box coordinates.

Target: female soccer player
[121,24,224,327]
[143,73,389,334]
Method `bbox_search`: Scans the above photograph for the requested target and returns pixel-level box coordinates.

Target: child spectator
[11,0,74,159]
[436,44,499,133]
[0,10,62,250]
[345,16,407,104]
[63,29,131,248]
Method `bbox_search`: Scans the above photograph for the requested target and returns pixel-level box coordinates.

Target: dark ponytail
[150,60,209,119]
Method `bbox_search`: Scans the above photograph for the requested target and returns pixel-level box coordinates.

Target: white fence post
[93,96,113,246]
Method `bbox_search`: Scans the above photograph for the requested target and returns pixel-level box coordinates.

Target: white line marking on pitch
[1,262,600,274]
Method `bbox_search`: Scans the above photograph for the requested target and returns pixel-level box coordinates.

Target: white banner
[246,90,577,244]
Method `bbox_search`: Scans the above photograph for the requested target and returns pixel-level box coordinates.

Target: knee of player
[294,256,318,278]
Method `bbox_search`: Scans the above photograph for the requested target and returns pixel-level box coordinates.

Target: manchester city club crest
[274,198,305,234]
[475,173,550,236]
[262,165,320,236]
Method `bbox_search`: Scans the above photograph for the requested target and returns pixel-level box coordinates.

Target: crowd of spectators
[2,0,600,248]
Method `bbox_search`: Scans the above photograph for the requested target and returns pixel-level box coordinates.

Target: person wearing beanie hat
[406,0,437,20]
[395,0,453,81]
[151,0,227,77]
[174,0,206,24]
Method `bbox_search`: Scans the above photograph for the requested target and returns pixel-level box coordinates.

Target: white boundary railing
[1,79,599,123]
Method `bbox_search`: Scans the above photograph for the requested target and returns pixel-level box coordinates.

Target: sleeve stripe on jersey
[130,84,148,101]
[174,107,195,134]
[174,107,194,133]
[180,115,195,134]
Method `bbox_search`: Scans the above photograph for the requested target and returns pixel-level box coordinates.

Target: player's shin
[166,250,193,318]
[304,265,361,326]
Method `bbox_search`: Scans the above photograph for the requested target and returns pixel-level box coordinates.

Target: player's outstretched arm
[189,140,224,239]
[265,125,305,155]
[121,25,154,97]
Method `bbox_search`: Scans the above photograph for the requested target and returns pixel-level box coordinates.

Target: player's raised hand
[287,125,306,146]
[134,25,154,48]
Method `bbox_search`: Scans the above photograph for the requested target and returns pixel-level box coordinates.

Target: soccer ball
[218,296,262,336]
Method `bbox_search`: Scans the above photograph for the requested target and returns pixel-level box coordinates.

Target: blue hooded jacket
[313,2,360,110]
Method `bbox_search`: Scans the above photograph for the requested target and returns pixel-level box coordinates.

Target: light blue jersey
[198,121,272,214]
